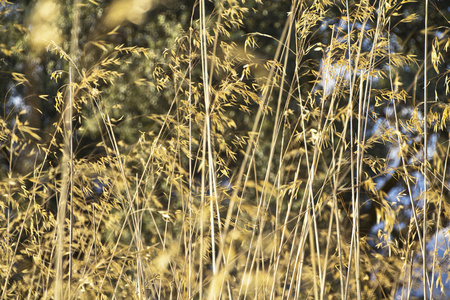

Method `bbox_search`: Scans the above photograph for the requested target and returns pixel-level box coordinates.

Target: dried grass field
[1,0,450,299]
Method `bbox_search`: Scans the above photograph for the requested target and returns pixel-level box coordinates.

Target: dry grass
[1,0,450,299]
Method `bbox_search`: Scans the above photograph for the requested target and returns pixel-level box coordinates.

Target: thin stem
[423,0,429,297]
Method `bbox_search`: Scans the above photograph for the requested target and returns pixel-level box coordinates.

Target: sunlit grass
[1,0,450,299]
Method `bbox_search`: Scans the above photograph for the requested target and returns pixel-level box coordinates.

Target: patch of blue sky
[6,85,29,116]
[395,228,450,299]
[316,60,349,98]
